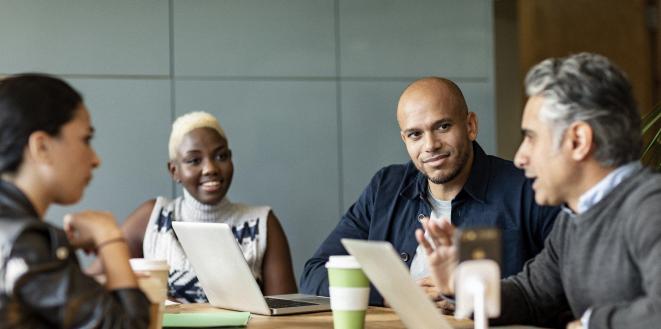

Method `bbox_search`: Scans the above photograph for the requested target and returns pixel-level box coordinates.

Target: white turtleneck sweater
[143,189,270,303]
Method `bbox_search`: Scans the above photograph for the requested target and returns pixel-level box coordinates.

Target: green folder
[163,311,251,328]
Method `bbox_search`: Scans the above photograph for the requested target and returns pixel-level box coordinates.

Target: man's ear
[26,131,53,165]
[467,112,478,141]
[566,121,594,161]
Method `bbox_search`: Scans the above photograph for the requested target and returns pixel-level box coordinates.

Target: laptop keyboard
[265,297,319,308]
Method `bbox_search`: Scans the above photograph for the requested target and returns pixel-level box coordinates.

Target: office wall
[0,0,494,280]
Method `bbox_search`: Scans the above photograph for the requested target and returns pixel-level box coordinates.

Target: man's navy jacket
[300,142,559,305]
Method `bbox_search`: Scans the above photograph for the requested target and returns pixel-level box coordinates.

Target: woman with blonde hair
[120,111,297,303]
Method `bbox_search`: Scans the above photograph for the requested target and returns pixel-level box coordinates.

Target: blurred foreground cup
[130,258,169,329]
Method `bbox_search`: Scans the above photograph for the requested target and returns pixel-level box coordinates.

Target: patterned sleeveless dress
[143,190,270,303]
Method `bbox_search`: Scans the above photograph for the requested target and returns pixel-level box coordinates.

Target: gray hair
[524,53,641,167]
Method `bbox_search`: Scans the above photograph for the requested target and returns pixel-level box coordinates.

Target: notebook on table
[172,221,330,315]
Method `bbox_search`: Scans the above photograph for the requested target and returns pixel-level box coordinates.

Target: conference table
[165,303,546,329]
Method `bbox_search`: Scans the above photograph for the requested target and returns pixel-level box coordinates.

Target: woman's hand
[65,210,138,289]
[63,211,123,251]
[415,218,457,296]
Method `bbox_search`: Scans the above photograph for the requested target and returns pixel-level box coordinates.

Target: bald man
[300,77,558,307]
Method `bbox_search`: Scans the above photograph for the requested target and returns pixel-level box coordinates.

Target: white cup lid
[130,258,169,272]
[325,255,361,269]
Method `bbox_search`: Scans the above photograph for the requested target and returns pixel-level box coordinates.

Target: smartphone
[455,227,501,266]
[454,228,502,319]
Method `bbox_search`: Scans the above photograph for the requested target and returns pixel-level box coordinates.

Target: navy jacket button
[400,252,409,262]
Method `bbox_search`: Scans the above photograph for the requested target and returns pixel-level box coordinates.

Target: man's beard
[423,146,471,185]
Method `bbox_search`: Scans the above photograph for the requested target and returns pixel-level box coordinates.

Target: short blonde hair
[168,111,226,160]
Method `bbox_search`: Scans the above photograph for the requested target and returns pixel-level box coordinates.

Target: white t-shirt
[409,192,452,280]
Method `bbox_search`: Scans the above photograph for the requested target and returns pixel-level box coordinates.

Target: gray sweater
[495,167,661,329]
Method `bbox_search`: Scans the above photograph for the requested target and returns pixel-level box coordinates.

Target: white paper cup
[130,258,169,329]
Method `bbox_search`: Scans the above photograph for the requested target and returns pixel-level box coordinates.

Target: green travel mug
[326,256,370,329]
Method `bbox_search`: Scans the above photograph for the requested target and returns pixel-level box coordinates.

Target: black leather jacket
[0,180,150,328]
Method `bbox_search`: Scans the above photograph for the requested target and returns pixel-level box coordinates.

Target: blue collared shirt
[577,162,642,214]
[300,142,560,305]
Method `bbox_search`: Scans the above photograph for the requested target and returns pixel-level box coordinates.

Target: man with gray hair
[418,52,661,329]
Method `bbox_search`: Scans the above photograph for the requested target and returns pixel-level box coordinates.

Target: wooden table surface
[165,303,473,328]
[165,303,547,329]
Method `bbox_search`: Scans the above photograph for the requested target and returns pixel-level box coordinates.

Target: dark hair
[0,73,83,173]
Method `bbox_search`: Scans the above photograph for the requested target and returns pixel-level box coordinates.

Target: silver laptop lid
[172,222,331,316]
[341,239,454,329]
[172,221,271,315]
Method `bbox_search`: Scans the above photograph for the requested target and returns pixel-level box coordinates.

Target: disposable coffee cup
[326,256,370,329]
[130,258,169,329]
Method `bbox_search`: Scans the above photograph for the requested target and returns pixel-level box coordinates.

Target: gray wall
[0,0,494,281]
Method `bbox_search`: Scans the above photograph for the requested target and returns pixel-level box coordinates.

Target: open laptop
[172,221,330,315]
[341,239,454,329]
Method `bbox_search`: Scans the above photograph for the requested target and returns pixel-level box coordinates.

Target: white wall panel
[339,0,491,78]
[173,0,336,77]
[0,0,169,75]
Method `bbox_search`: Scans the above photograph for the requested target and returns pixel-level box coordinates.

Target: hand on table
[417,276,455,315]
[418,276,441,299]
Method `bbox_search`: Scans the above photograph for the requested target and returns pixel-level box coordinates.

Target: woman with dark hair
[0,73,150,328]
